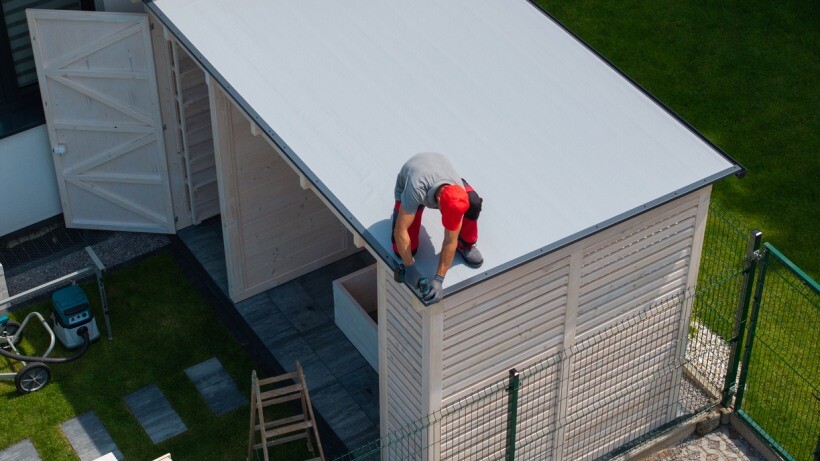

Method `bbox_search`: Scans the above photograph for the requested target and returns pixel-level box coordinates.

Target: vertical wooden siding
[382,265,425,454]
[210,85,353,302]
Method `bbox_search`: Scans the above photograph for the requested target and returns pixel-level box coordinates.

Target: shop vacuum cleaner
[0,285,97,394]
[50,285,100,348]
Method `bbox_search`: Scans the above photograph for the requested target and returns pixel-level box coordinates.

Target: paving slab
[124,384,187,444]
[184,357,246,416]
[0,439,40,461]
[305,322,371,379]
[235,293,298,346]
[309,382,375,445]
[267,281,329,333]
[60,412,122,461]
[337,364,380,426]
[267,335,337,391]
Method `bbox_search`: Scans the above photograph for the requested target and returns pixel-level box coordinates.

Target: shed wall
[210,85,355,302]
[442,253,571,398]
[424,187,710,459]
[380,264,425,453]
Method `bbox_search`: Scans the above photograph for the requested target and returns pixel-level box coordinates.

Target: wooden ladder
[247,361,325,461]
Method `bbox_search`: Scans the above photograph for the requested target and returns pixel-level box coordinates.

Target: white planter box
[333,264,378,371]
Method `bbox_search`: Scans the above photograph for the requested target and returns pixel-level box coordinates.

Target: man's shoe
[458,243,484,268]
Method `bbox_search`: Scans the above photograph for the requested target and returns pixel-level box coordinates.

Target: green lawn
[535,1,819,280]
[530,3,818,459]
[1,252,311,461]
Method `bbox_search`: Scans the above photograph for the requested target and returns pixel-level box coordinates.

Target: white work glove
[423,274,445,304]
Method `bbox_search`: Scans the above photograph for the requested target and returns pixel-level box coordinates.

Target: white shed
[26,1,740,458]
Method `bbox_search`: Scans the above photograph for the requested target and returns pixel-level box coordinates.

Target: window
[0,0,94,139]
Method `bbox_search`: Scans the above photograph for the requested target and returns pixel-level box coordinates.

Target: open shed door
[28,10,175,233]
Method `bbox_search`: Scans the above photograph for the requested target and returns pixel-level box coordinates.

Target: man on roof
[392,152,483,304]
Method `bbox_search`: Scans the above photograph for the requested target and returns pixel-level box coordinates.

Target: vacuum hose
[0,326,90,364]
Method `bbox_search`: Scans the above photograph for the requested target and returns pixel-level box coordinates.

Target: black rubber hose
[0,327,90,364]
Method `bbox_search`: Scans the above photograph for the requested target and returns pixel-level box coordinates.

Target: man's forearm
[394,229,415,266]
[437,239,457,277]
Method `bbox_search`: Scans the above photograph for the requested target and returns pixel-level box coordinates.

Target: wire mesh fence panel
[685,203,753,404]
[510,356,561,460]
[439,380,511,460]
[331,203,761,460]
[0,220,113,276]
[693,203,751,339]
[736,244,819,461]
[557,297,690,461]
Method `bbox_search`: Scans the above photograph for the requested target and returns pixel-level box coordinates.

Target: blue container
[51,285,91,328]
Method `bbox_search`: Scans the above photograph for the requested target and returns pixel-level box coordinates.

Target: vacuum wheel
[15,363,51,394]
[0,321,21,351]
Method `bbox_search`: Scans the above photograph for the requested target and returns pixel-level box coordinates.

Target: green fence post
[734,246,769,411]
[722,230,762,408]
[506,368,520,461]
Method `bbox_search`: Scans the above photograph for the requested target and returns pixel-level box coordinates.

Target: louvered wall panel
[513,361,561,459]
[383,267,424,440]
[561,306,681,460]
[441,395,508,460]
[442,254,570,400]
[576,196,700,340]
[557,192,704,460]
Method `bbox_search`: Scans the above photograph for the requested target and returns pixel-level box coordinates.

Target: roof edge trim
[143,1,403,276]
[444,167,739,299]
[523,0,745,176]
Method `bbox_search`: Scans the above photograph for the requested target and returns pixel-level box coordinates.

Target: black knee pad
[465,191,482,221]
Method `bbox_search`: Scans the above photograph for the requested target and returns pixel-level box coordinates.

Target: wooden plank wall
[380,265,425,456]
[171,43,219,224]
[210,85,354,302]
[428,187,710,460]
[442,254,571,399]
[558,187,709,460]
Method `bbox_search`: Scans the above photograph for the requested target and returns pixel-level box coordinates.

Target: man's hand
[423,274,445,304]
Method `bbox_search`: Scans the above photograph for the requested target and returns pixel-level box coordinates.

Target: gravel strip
[2,232,170,309]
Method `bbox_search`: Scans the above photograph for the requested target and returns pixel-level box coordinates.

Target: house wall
[0,126,62,237]
[209,84,355,302]
[379,187,711,459]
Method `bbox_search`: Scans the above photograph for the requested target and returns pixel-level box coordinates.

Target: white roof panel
[147,0,740,295]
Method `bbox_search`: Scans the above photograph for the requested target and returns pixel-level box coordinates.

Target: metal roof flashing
[144,0,745,302]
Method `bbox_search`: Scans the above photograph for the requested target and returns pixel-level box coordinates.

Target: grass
[527,3,819,459]
[534,1,819,281]
[0,252,311,461]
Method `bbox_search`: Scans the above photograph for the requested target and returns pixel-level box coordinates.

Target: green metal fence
[734,243,819,461]
[331,203,817,460]
[334,289,732,460]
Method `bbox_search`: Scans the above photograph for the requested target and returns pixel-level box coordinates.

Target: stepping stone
[0,439,40,461]
[184,357,245,416]
[124,384,187,444]
[61,412,122,461]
